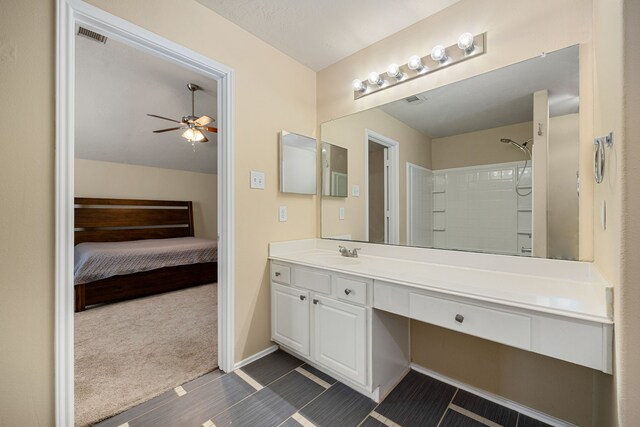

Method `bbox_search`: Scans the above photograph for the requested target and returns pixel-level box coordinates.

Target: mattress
[74,237,217,285]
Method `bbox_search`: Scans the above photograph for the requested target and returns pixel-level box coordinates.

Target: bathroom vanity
[269,239,613,402]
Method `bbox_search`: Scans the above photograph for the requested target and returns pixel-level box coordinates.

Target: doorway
[364,129,400,244]
[55,1,235,425]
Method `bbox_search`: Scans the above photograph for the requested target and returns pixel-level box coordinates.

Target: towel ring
[594,137,605,184]
[594,132,613,184]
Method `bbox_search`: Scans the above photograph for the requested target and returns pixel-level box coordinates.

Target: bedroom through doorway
[72,25,221,427]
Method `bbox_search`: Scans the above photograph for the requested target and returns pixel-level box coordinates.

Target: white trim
[364,129,400,245]
[410,363,576,427]
[233,345,279,370]
[405,162,432,246]
[434,160,527,174]
[55,1,235,425]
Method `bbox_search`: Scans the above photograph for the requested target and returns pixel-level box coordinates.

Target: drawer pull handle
[299,295,306,301]
[455,314,464,323]
[344,288,352,295]
[313,299,319,305]
[275,272,281,277]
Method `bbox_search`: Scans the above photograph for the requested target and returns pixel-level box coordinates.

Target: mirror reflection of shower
[500,138,533,196]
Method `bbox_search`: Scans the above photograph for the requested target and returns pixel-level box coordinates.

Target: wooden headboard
[74,197,194,245]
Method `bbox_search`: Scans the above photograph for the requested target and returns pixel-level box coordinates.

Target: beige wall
[321,108,431,244]
[0,0,316,424]
[0,0,55,424]
[591,0,640,425]
[317,0,606,424]
[431,121,530,170]
[75,159,218,240]
[411,322,601,426]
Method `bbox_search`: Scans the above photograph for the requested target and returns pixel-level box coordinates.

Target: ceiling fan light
[182,128,195,141]
[193,130,206,142]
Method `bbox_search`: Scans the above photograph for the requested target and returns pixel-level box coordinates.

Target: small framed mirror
[280,130,317,195]
[321,142,348,197]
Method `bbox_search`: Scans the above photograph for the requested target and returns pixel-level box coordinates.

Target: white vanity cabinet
[271,283,310,356]
[270,261,410,401]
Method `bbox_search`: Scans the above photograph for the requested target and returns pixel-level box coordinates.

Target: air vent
[406,95,426,104]
[77,27,108,44]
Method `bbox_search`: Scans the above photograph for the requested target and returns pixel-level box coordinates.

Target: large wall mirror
[321,45,581,260]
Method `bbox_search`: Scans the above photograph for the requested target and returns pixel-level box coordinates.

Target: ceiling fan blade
[199,135,209,143]
[153,127,182,133]
[147,114,182,124]
[194,115,214,126]
[202,126,218,133]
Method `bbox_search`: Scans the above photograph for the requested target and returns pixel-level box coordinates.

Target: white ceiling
[75,31,218,174]
[380,45,580,138]
[195,0,462,71]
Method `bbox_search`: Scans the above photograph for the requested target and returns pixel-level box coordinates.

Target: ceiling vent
[77,27,108,44]
[404,94,426,105]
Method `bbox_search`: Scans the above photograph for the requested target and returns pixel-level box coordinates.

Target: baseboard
[410,363,576,427]
[233,345,279,370]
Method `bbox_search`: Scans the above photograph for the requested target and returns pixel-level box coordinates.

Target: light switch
[250,171,265,189]
[352,185,360,197]
[279,206,288,222]
[339,207,345,220]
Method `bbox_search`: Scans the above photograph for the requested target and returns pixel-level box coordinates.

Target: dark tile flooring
[97,350,556,427]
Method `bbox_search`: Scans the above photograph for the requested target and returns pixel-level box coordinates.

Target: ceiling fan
[147,83,217,143]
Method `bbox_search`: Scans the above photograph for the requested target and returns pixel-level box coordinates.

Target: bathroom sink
[306,253,361,266]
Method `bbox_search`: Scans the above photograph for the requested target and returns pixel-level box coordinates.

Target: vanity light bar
[353,32,487,100]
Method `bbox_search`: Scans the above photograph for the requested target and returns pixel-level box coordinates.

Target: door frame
[406,162,432,246]
[55,1,236,425]
[364,129,400,244]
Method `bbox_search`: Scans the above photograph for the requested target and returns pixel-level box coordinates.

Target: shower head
[500,137,532,157]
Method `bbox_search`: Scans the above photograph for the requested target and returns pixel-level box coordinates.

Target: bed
[74,197,218,312]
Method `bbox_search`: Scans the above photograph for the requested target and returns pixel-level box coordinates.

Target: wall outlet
[339,207,345,220]
[352,185,360,197]
[250,171,265,189]
[279,206,288,222]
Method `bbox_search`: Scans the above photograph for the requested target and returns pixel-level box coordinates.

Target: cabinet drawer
[271,263,291,284]
[373,281,409,316]
[293,267,331,295]
[409,293,531,350]
[333,275,369,305]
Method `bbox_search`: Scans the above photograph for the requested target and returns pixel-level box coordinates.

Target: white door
[312,295,367,385]
[272,283,310,356]
[407,163,433,247]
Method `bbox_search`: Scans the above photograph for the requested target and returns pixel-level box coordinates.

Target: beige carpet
[74,284,217,426]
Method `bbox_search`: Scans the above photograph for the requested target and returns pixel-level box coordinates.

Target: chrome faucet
[338,245,362,258]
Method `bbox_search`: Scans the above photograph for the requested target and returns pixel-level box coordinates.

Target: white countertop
[269,239,613,324]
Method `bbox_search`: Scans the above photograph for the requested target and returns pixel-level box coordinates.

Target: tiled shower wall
[431,161,532,255]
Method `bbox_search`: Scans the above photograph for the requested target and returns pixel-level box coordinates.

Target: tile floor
[96,350,554,427]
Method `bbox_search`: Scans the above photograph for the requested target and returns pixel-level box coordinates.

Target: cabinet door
[312,295,367,385]
[272,283,310,356]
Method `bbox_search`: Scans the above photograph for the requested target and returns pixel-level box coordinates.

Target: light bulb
[387,63,402,79]
[193,130,206,142]
[457,32,475,52]
[352,78,366,92]
[407,55,424,72]
[431,45,447,62]
[368,71,383,86]
[182,128,195,141]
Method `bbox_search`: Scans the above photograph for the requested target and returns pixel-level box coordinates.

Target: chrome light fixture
[430,45,448,62]
[352,32,486,99]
